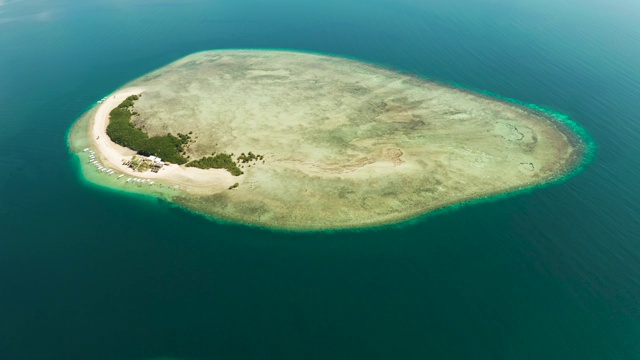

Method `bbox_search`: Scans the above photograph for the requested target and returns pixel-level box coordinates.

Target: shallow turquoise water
[1,0,640,359]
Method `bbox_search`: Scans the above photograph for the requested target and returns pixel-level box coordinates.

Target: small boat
[118,174,124,179]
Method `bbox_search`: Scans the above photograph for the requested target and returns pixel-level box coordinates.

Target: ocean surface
[1,0,640,359]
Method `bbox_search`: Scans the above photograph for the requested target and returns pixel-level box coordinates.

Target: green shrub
[186,153,243,176]
[237,151,261,163]
[105,97,187,164]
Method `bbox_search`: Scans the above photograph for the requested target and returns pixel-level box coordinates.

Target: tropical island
[67,50,589,230]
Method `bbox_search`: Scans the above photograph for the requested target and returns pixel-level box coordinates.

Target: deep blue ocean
[1,0,640,359]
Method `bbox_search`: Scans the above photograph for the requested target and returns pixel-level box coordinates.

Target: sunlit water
[1,0,640,359]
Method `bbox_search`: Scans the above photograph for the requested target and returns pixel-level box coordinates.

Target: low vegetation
[106,95,189,164]
[237,151,264,163]
[186,153,244,176]
[106,95,249,176]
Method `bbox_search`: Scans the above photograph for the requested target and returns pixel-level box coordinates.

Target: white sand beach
[89,87,236,194]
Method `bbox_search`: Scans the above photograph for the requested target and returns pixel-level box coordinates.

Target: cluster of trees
[105,95,250,177]
[237,151,264,163]
[136,134,188,164]
[117,94,139,108]
[177,132,192,144]
[186,153,244,176]
[105,95,189,164]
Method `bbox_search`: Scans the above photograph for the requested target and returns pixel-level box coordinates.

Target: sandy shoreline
[89,87,236,194]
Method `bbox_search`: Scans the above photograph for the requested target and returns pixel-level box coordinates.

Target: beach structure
[149,156,165,168]
[145,156,165,172]
[123,155,165,173]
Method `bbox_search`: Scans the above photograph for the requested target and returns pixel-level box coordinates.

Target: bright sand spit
[69,50,589,230]
[90,87,235,195]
